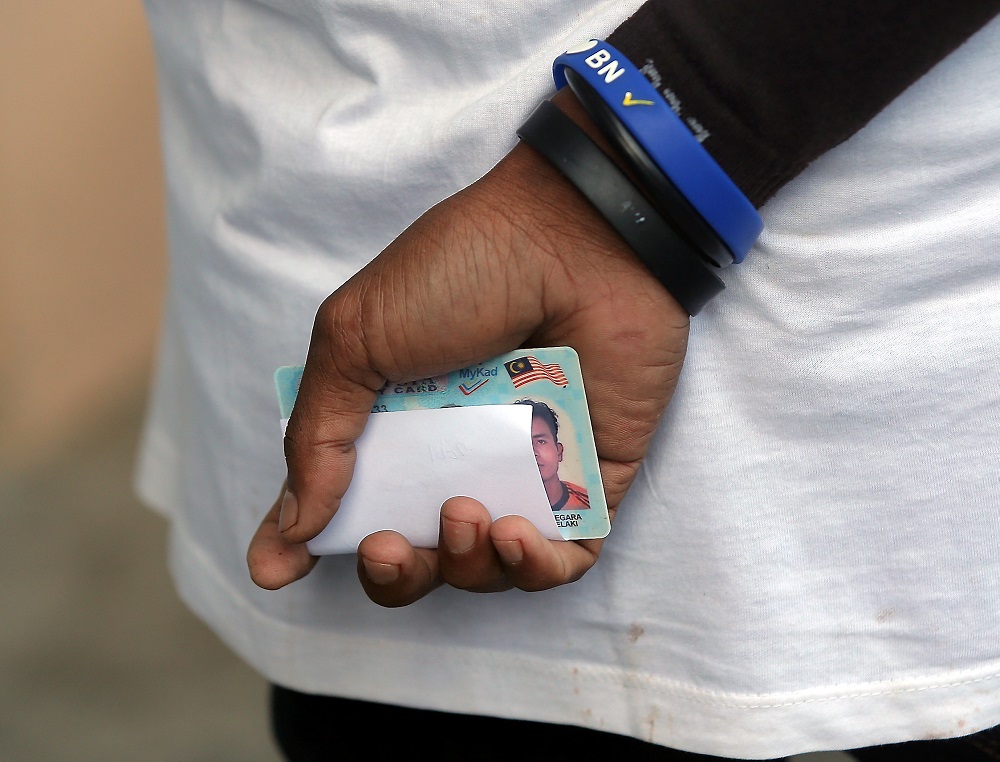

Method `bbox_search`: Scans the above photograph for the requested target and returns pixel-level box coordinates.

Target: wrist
[494,102,678,267]
[552,39,762,263]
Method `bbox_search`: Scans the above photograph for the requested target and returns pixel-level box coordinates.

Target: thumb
[277,283,380,543]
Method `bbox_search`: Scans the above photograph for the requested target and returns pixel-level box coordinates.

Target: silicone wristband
[516,100,724,315]
[563,67,733,269]
[553,39,763,262]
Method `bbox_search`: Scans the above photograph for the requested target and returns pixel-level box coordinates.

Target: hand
[247,92,691,605]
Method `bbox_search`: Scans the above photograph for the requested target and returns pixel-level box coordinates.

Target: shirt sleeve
[608,0,1000,206]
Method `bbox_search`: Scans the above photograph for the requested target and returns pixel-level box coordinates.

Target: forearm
[609,0,1000,205]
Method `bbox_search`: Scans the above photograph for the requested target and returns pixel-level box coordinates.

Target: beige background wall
[0,3,282,759]
[1,1,166,472]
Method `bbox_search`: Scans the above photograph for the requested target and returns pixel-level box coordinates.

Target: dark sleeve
[607,0,999,207]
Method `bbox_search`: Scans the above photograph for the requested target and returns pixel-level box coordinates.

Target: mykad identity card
[275,347,610,555]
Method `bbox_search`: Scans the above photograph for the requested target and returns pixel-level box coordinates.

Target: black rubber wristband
[563,68,735,268]
[516,100,724,315]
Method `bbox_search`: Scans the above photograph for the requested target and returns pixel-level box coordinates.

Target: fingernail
[442,518,477,554]
[278,490,299,533]
[495,539,524,566]
[362,558,400,585]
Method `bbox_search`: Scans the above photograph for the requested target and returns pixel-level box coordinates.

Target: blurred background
[0,3,855,760]
[0,2,280,759]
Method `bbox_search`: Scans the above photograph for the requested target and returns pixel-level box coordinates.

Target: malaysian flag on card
[504,355,569,388]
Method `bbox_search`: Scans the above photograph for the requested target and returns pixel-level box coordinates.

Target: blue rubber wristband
[553,39,763,262]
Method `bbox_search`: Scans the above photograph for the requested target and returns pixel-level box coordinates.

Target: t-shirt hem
[162,515,1000,759]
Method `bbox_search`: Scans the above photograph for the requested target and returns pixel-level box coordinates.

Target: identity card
[275,347,610,554]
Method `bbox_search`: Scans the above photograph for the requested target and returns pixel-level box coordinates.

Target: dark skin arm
[246,90,690,606]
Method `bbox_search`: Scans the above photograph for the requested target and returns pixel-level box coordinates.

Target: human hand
[247,92,691,605]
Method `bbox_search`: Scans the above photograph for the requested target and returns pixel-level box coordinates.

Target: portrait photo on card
[514,398,591,512]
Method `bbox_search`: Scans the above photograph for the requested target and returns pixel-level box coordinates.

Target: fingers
[357,497,601,606]
[437,497,510,593]
[489,515,601,592]
[438,499,601,594]
[356,531,441,607]
[250,481,602,601]
[357,497,504,607]
[247,485,319,590]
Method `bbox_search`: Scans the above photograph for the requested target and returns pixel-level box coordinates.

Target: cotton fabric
[137,2,1000,757]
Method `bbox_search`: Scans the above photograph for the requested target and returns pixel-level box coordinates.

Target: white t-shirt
[137,2,1000,757]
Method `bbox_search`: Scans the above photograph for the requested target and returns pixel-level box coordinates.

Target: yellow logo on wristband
[622,92,654,107]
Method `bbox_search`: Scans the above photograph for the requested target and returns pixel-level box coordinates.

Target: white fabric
[136,2,1000,757]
